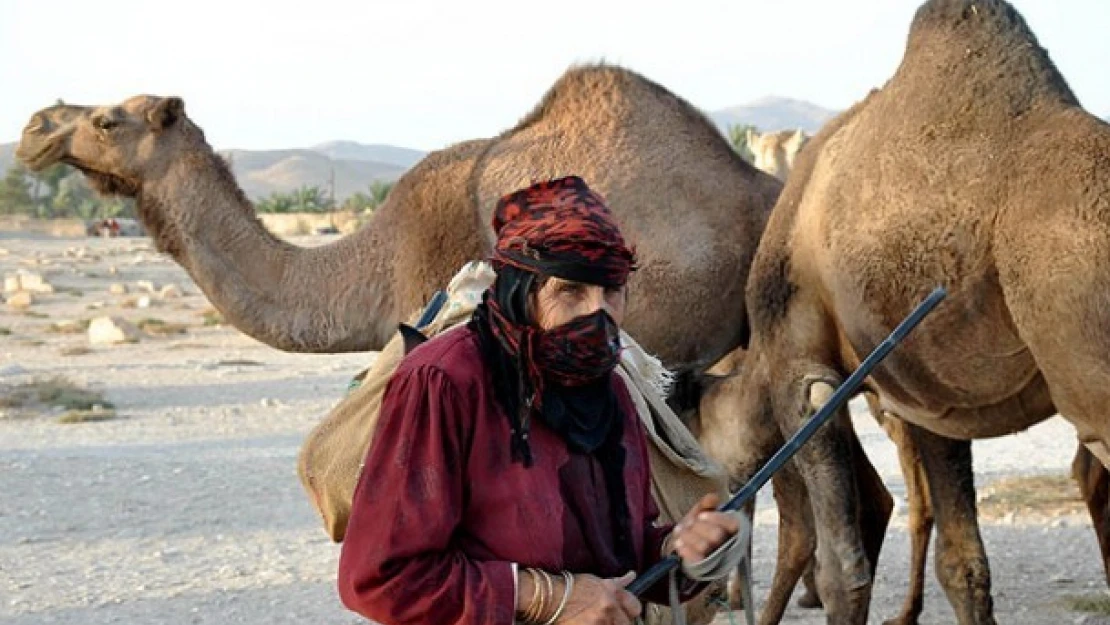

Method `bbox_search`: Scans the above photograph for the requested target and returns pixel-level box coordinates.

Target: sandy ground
[1,234,1109,625]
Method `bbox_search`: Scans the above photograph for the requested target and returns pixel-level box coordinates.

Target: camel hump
[899,0,1078,111]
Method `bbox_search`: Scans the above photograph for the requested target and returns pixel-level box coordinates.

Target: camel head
[16,96,193,198]
[747,129,811,181]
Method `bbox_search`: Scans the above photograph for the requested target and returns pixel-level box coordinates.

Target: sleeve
[336,364,517,625]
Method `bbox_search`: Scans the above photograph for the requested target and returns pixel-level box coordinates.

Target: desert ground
[2,232,1109,625]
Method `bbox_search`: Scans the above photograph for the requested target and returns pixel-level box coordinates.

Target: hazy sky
[3,0,1107,152]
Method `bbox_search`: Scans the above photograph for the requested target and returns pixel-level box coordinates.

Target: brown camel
[746,128,810,182]
[713,0,1110,623]
[689,353,937,625]
[15,63,781,378]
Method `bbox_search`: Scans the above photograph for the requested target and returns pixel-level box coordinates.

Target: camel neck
[138,148,396,352]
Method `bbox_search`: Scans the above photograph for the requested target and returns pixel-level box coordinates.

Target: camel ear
[148,97,184,130]
[398,324,429,355]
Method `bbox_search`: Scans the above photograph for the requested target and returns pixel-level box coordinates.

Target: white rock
[5,271,54,294]
[135,280,157,294]
[6,291,34,310]
[108,283,128,295]
[137,296,152,309]
[159,284,183,298]
[87,316,142,345]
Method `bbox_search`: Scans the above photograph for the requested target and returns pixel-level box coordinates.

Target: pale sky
[2,0,1107,152]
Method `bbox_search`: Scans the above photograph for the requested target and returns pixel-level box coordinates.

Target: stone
[6,291,33,310]
[87,316,142,345]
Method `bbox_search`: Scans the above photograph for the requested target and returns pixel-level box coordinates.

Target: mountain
[709,96,839,134]
[220,148,407,201]
[0,141,413,202]
[309,141,425,168]
[0,142,14,173]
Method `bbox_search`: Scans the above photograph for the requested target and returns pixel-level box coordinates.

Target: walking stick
[627,286,948,597]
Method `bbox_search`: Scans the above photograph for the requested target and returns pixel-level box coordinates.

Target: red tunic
[337,324,686,625]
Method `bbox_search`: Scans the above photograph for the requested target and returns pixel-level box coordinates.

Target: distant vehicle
[87,218,145,238]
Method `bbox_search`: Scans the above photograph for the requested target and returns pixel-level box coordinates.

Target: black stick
[627,286,947,597]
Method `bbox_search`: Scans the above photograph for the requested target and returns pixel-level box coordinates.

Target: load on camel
[697,0,1110,623]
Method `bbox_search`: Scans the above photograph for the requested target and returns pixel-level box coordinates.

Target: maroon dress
[336,324,691,625]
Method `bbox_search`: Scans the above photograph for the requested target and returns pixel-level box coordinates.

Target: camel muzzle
[15,106,87,171]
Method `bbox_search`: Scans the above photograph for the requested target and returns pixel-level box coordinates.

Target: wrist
[516,568,573,624]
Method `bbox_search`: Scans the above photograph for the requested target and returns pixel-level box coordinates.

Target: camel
[688,350,935,625]
[710,0,1110,622]
[745,128,810,181]
[15,63,782,379]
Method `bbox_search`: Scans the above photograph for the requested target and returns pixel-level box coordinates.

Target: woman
[338,176,739,625]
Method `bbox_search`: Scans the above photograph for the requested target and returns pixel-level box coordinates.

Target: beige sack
[296,261,730,624]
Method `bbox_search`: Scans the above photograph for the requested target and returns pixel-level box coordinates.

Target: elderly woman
[337,176,739,625]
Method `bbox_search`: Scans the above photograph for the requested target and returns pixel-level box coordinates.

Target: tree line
[0,162,396,219]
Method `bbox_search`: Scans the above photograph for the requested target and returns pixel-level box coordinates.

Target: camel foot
[796,589,823,609]
[882,614,919,625]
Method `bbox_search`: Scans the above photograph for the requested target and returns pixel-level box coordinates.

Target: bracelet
[522,568,554,624]
[542,571,574,625]
[521,569,545,624]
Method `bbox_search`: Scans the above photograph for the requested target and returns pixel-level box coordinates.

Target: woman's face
[532,277,627,331]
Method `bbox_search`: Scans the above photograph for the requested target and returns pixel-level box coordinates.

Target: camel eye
[93,116,118,131]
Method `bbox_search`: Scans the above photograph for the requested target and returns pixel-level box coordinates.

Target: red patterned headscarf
[490,175,637,287]
[472,176,639,468]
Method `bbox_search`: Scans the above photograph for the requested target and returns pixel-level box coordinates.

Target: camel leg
[797,560,822,609]
[782,376,874,625]
[756,416,889,623]
[872,399,935,625]
[753,463,820,624]
[1072,442,1110,585]
[906,425,996,625]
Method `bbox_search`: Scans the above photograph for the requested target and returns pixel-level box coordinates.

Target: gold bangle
[522,568,544,624]
[538,569,556,623]
[543,571,574,625]
[524,568,551,624]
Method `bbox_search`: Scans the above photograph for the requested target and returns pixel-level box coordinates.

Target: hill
[709,96,838,134]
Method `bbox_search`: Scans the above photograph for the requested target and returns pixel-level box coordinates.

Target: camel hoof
[882,616,918,625]
[797,590,823,609]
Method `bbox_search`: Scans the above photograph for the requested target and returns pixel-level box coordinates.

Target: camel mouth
[15,139,67,172]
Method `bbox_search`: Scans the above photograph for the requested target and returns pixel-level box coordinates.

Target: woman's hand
[554,571,642,625]
[671,493,740,566]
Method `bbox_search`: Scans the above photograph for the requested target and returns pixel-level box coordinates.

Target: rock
[135,280,157,294]
[137,296,152,309]
[5,271,54,294]
[1051,573,1074,584]
[0,363,28,377]
[87,316,142,345]
[6,291,34,310]
[1003,511,1017,525]
[159,284,183,298]
[108,283,128,295]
